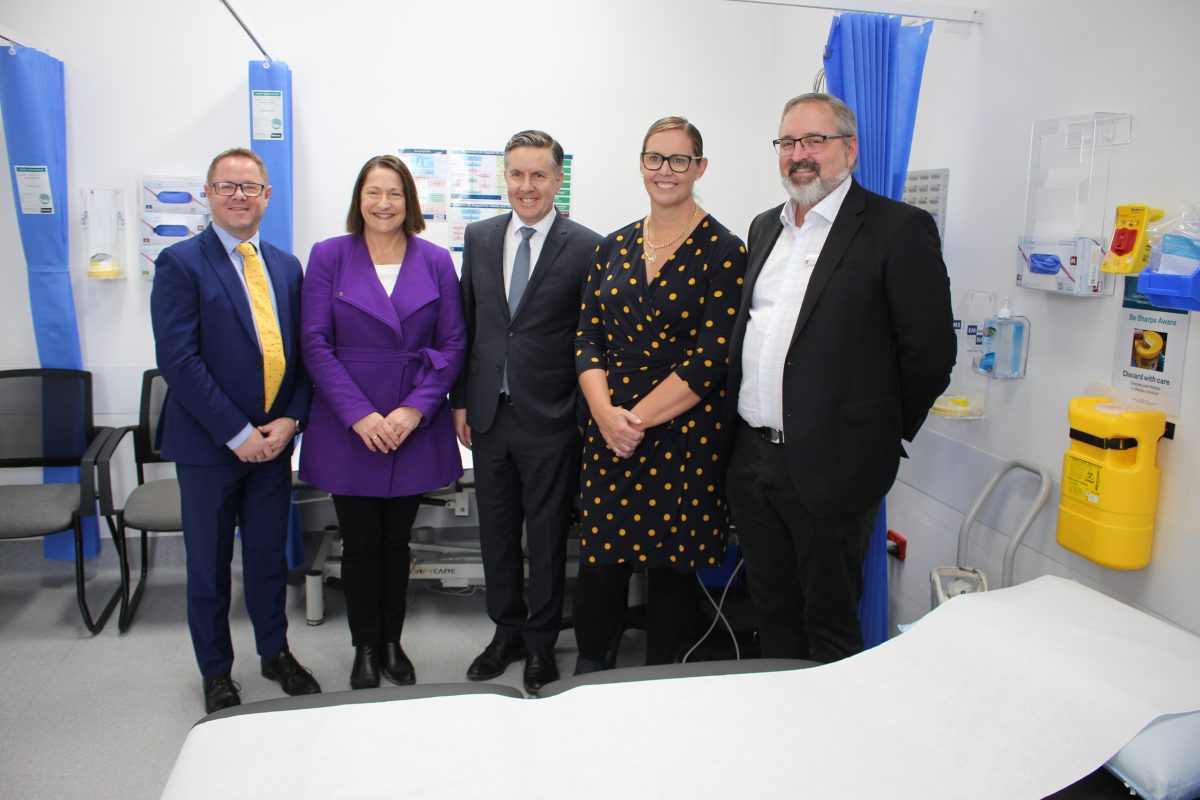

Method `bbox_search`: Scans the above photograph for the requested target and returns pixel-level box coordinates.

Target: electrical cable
[681,558,744,663]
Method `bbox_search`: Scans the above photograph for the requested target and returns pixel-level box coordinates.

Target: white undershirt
[738,176,852,430]
[375,263,402,295]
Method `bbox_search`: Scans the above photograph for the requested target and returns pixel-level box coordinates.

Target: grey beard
[782,167,851,207]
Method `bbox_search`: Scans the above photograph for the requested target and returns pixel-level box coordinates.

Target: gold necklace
[643,205,700,264]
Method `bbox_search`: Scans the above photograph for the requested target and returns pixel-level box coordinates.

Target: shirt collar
[779,174,853,231]
[507,208,557,240]
[211,221,262,257]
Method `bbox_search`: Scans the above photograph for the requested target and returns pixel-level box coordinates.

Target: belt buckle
[760,427,785,445]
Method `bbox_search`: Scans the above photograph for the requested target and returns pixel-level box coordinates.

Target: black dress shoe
[466,641,525,681]
[261,648,321,696]
[523,651,560,694]
[202,673,241,715]
[350,645,380,690]
[381,642,416,686]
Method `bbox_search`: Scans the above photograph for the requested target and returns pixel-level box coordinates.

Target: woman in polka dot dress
[573,116,747,672]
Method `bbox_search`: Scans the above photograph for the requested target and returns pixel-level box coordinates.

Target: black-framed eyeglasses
[772,134,853,155]
[210,181,266,197]
[640,152,702,173]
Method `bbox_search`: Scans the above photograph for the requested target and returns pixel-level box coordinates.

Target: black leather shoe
[350,645,380,690]
[381,642,416,686]
[523,651,559,694]
[261,648,321,696]
[466,641,525,681]
[202,673,241,715]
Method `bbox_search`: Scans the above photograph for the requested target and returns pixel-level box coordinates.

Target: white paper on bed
[162,577,1200,799]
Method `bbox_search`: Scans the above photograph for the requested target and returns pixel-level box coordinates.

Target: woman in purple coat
[300,155,465,689]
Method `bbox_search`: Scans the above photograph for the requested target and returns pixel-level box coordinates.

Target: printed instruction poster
[251,90,285,140]
[14,165,54,214]
[398,148,573,252]
[1111,277,1189,416]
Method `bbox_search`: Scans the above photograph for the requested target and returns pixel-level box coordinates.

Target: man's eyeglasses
[641,152,702,173]
[210,181,267,197]
[772,134,853,156]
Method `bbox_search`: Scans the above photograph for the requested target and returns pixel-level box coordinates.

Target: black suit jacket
[451,212,602,435]
[723,180,955,516]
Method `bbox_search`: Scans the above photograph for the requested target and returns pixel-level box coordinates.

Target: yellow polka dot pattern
[236,241,286,411]
[574,215,748,570]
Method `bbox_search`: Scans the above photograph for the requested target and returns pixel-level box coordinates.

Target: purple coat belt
[298,234,466,498]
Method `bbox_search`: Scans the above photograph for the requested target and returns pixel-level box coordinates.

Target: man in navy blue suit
[151,147,320,714]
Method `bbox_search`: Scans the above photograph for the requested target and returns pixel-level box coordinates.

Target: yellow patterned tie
[235,241,285,411]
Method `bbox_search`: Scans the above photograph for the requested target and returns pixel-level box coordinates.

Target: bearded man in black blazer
[451,130,602,693]
[724,94,955,664]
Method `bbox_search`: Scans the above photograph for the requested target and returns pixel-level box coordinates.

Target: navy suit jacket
[723,180,956,516]
[151,224,311,466]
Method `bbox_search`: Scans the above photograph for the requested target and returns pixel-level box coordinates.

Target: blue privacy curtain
[247,59,304,568]
[0,46,100,560]
[824,13,932,647]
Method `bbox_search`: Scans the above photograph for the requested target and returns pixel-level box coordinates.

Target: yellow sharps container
[1057,397,1166,569]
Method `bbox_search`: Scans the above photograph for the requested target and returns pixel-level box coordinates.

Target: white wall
[2,0,1198,633]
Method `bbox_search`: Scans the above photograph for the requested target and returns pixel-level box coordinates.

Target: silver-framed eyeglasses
[210,181,267,197]
[773,134,853,155]
[641,152,702,173]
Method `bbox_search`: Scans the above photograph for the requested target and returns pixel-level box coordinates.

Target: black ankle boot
[350,645,380,690]
[381,642,416,686]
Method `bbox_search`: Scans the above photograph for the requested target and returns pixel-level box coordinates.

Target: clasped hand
[596,405,644,459]
[352,407,422,453]
[233,417,297,463]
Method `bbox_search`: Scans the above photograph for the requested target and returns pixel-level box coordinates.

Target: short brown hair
[504,130,564,175]
[345,155,425,237]
[641,116,703,157]
[207,147,268,184]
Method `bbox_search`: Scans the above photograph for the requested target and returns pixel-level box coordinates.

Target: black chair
[0,368,119,633]
[97,368,179,632]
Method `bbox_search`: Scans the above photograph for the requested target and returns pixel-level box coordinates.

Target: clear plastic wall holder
[931,288,993,419]
[81,188,125,280]
[1017,113,1131,297]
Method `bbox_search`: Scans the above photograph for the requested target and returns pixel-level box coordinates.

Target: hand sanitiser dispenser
[1057,397,1166,570]
[971,297,1029,379]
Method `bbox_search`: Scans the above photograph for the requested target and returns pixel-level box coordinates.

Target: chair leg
[116,518,149,633]
[74,516,121,634]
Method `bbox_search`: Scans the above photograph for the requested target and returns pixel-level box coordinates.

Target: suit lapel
[201,227,259,346]
[335,236,402,336]
[789,180,866,347]
[729,207,785,378]
[511,213,566,321]
[484,213,511,322]
[391,239,438,325]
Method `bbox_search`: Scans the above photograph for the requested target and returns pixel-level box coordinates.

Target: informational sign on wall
[1111,277,1189,416]
[398,148,573,252]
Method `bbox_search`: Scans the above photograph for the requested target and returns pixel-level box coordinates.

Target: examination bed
[162,577,1200,799]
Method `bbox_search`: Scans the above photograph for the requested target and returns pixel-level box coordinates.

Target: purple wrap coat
[299,234,466,497]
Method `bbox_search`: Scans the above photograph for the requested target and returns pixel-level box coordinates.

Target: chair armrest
[94,425,136,516]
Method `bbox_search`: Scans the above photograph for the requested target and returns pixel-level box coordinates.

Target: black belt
[742,419,785,445]
[499,392,514,406]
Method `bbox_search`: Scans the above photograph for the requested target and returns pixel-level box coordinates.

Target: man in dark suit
[724,94,955,664]
[151,147,320,714]
[452,130,602,693]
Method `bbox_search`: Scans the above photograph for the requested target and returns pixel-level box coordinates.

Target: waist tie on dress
[334,346,447,384]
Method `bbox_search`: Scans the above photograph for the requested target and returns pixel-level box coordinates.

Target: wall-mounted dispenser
[971,297,1029,379]
[81,188,125,279]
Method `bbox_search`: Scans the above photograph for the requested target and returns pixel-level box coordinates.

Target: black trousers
[471,399,580,654]
[725,420,876,663]
[573,562,703,666]
[331,494,421,647]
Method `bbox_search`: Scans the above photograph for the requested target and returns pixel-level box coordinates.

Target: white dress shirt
[503,208,556,301]
[738,176,852,431]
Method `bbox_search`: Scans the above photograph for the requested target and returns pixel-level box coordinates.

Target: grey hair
[503,130,564,174]
[780,93,857,138]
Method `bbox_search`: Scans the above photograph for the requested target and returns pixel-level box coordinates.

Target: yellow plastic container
[1057,397,1166,569]
[1133,330,1164,369]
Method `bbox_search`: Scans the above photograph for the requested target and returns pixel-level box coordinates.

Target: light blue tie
[502,226,536,395]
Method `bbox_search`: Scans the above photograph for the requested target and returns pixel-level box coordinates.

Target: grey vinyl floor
[0,532,640,800]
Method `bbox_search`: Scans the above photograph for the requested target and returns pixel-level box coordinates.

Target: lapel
[789,179,866,347]
[482,213,511,321]
[335,236,402,337]
[512,212,567,321]
[390,238,439,325]
[201,227,259,347]
[729,206,785,370]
